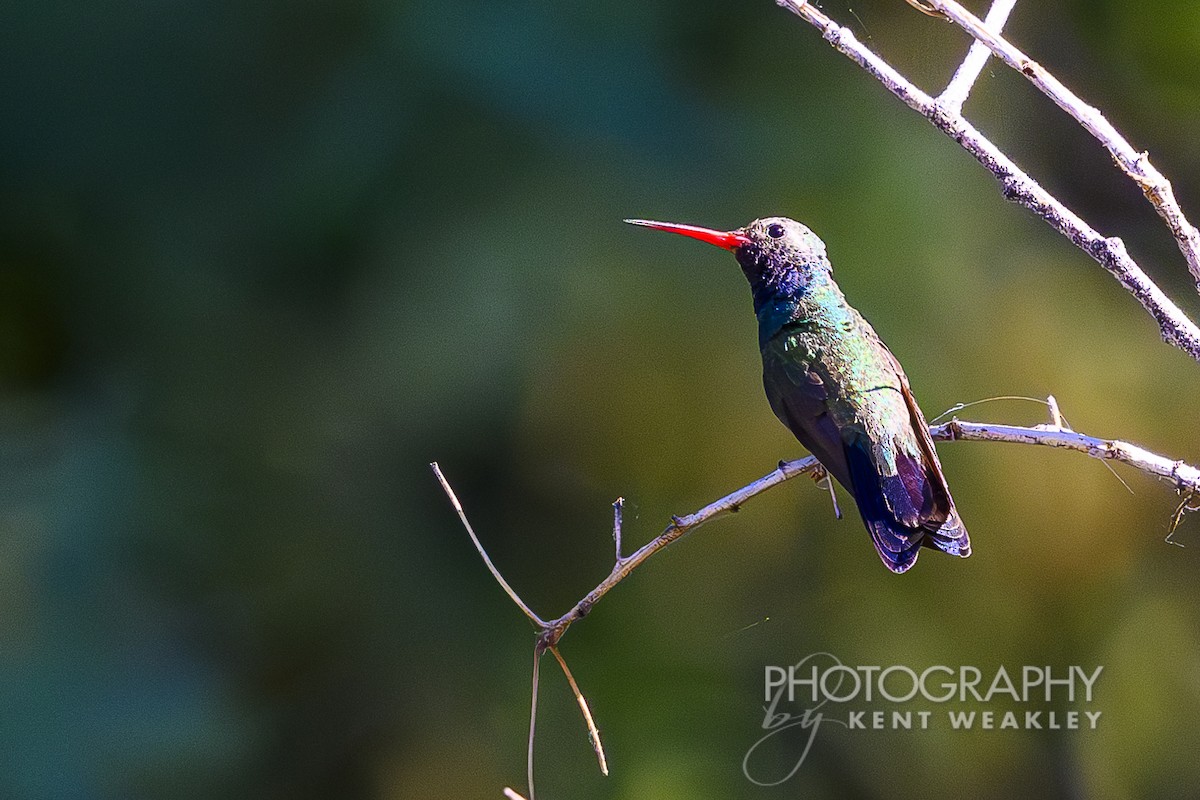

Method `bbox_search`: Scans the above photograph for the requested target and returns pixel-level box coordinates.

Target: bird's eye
[766,223,785,239]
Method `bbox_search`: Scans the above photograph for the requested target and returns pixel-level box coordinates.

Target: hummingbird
[626,216,970,573]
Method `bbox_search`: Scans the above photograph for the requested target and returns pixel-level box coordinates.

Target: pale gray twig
[430,462,547,628]
[774,0,1200,362]
[933,420,1200,494]
[938,0,1016,114]
[549,645,608,776]
[817,467,842,519]
[1046,393,1067,430]
[527,648,541,800]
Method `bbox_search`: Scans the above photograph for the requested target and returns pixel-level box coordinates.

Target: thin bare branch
[430,462,547,627]
[905,0,945,18]
[527,647,543,800]
[1169,490,1200,541]
[503,790,529,800]
[933,421,1200,493]
[774,0,1200,362]
[440,415,1199,654]
[549,646,609,776]
[924,0,1200,289]
[939,0,1017,114]
[817,467,843,519]
[536,455,821,643]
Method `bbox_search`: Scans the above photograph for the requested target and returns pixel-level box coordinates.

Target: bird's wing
[844,345,970,572]
[761,330,969,573]
[891,358,970,555]
[761,337,851,489]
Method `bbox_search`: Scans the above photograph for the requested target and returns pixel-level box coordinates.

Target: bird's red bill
[624,219,750,251]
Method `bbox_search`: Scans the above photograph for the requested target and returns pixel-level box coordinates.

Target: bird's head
[625,216,830,302]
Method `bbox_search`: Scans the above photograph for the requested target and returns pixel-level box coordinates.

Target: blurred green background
[2,1,1200,798]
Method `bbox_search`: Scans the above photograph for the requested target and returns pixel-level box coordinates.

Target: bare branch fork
[777,0,1200,361]
[926,0,1200,288]
[432,409,1200,797]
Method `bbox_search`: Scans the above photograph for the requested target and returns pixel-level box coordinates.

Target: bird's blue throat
[738,245,814,346]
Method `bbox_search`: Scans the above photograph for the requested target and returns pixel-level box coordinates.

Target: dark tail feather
[922,510,971,557]
[844,440,922,573]
[863,506,970,572]
[865,519,923,573]
[844,436,970,573]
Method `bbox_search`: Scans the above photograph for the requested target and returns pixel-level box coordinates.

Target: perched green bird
[626,216,970,573]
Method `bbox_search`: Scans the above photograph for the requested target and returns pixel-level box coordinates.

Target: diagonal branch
[774,0,1200,362]
[924,0,1200,289]
[431,462,547,627]
[549,645,608,776]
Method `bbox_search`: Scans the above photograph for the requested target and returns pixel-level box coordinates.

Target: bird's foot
[810,465,843,520]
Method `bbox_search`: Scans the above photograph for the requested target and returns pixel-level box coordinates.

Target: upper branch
[774,0,1200,363]
[925,0,1200,289]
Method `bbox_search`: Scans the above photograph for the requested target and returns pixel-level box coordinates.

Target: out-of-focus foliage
[1,1,1199,798]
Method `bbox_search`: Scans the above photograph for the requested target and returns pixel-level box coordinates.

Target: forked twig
[775,0,1200,361]
[923,0,1200,288]
[433,416,1198,794]
[938,0,1016,114]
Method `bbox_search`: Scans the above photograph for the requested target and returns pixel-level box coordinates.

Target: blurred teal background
[2,1,1200,798]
